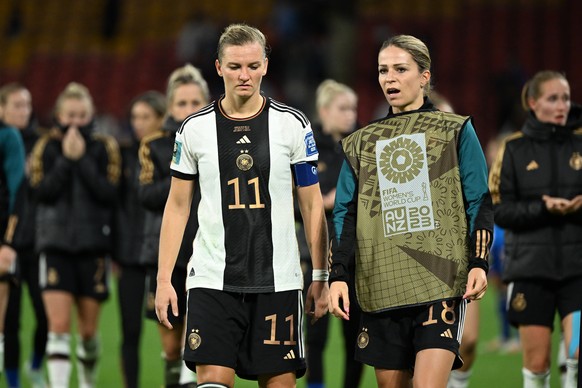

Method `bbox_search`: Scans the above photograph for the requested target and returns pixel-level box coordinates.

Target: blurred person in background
[329,34,493,388]
[139,64,208,388]
[114,91,166,388]
[299,79,363,388]
[156,23,329,388]
[429,91,481,388]
[29,82,121,388]
[489,70,581,388]
[0,83,48,388]
[0,89,26,380]
[483,134,521,356]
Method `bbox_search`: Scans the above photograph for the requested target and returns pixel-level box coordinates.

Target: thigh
[374,369,412,388]
[238,290,305,380]
[412,298,466,370]
[413,348,455,387]
[43,290,74,332]
[507,280,556,329]
[76,296,102,338]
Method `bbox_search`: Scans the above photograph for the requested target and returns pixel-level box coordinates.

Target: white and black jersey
[171,96,318,293]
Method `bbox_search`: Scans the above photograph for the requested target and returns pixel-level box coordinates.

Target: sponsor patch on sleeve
[173,141,182,164]
[304,132,318,157]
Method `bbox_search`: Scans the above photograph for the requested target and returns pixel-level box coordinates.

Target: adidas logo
[189,268,195,277]
[236,135,251,144]
[283,349,296,360]
[440,329,453,338]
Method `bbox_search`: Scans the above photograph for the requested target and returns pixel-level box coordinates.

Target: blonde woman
[30,82,120,388]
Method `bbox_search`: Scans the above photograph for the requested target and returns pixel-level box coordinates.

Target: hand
[463,268,487,300]
[0,245,16,275]
[542,195,570,215]
[305,280,329,324]
[155,280,178,329]
[328,281,350,320]
[62,126,86,160]
[562,195,582,214]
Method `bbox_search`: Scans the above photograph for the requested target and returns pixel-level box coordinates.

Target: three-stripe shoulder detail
[269,98,309,128]
[177,103,215,134]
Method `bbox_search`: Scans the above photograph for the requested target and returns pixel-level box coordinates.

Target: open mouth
[387,88,400,96]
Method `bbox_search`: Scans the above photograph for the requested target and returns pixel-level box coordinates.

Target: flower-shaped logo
[379,137,424,183]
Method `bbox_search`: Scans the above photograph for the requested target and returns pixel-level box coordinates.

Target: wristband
[312,269,329,282]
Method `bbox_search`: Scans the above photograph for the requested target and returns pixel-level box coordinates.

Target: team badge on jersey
[48,268,59,286]
[236,150,253,171]
[357,327,369,349]
[304,132,317,157]
[511,292,527,312]
[570,152,582,170]
[173,141,182,164]
[188,329,202,350]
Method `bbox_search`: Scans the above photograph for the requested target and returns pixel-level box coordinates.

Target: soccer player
[30,82,121,388]
[155,23,329,388]
[0,95,26,379]
[140,64,209,388]
[0,82,48,388]
[490,70,581,388]
[328,35,493,388]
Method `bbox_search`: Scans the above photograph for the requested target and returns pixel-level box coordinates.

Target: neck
[221,93,264,118]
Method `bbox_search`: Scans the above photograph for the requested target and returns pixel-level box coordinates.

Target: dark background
[1,0,580,145]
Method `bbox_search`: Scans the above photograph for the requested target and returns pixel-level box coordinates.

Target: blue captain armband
[292,161,319,187]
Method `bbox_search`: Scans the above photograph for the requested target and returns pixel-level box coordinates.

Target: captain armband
[292,162,319,187]
[312,269,329,282]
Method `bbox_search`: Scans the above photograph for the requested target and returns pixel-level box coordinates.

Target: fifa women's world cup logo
[376,134,435,237]
[379,137,424,183]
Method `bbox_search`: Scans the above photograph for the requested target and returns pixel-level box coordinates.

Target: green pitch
[3,281,563,387]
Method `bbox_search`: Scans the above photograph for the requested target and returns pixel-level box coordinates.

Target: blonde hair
[55,82,94,116]
[315,79,357,110]
[381,35,432,95]
[521,70,568,111]
[217,23,267,62]
[166,63,210,105]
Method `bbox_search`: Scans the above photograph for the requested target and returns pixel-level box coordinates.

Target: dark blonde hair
[217,23,267,62]
[0,82,28,106]
[130,91,166,118]
[166,63,210,105]
[380,35,431,95]
[521,70,568,111]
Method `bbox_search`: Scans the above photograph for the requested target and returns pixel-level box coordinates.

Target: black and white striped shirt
[171,96,317,293]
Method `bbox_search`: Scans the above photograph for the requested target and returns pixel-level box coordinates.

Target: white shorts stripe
[39,252,47,288]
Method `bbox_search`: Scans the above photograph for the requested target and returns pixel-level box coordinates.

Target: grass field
[3,281,564,387]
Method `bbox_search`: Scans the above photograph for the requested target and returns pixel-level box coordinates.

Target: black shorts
[507,277,582,329]
[145,266,188,325]
[356,298,467,371]
[183,288,306,380]
[39,251,109,301]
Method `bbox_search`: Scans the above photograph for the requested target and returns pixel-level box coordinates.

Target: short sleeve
[290,121,318,165]
[170,124,197,179]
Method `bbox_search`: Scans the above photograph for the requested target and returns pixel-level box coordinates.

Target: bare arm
[297,183,329,321]
[155,176,194,329]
